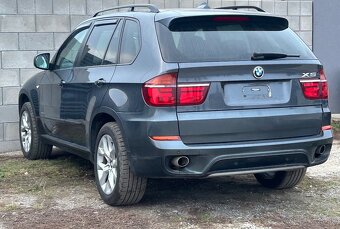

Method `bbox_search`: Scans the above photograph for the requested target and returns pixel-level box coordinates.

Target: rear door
[157,15,324,144]
[59,19,122,146]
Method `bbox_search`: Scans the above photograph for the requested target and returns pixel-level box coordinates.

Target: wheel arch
[18,91,30,112]
[89,107,127,161]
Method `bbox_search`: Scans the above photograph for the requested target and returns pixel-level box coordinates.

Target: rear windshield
[156,15,316,62]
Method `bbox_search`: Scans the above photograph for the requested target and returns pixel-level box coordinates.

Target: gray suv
[18,4,333,206]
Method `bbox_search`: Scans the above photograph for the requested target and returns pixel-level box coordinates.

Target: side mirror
[34,53,50,70]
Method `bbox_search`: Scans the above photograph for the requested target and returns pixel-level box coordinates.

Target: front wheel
[94,122,147,206]
[254,168,307,189]
[19,102,52,160]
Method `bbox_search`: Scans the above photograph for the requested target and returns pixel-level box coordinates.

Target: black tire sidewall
[94,124,123,204]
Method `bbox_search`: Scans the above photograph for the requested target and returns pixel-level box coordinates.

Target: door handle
[59,80,65,87]
[95,78,106,87]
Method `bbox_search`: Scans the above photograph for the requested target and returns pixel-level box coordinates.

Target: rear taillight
[178,84,210,106]
[300,69,328,100]
[142,73,177,106]
[142,73,210,107]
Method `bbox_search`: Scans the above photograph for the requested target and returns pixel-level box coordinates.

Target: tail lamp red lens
[300,69,328,100]
[142,73,177,106]
[142,73,210,107]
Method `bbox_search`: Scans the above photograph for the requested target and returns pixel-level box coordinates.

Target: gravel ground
[0,141,339,229]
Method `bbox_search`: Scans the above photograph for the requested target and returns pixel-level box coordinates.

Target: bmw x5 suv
[19,4,333,206]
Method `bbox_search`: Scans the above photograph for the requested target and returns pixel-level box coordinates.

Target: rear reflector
[150,136,181,141]
[142,73,210,107]
[322,125,332,131]
[300,69,328,100]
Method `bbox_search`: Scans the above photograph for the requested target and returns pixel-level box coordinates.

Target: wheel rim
[20,111,32,153]
[97,134,117,195]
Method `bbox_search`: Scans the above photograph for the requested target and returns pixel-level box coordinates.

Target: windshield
[156,15,316,63]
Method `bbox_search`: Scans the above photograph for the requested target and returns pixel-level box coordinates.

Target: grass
[0,154,93,195]
[332,120,340,132]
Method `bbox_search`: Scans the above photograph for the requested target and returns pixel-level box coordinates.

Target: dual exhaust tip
[171,156,190,168]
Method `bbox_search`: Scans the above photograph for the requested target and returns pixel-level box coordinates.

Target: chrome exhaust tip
[171,156,190,168]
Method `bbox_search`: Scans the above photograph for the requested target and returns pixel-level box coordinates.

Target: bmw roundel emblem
[253,66,264,79]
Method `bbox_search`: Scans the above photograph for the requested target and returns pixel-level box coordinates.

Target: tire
[254,168,307,189]
[94,122,147,206]
[19,102,52,160]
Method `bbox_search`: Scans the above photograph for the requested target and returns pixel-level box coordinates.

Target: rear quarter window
[119,19,141,64]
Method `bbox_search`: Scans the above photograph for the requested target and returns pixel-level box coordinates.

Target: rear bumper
[128,130,333,178]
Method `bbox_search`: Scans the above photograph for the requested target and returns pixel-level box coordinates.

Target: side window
[79,24,116,67]
[55,27,89,69]
[119,20,141,64]
[103,22,123,65]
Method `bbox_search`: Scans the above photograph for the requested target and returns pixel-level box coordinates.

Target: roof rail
[216,6,265,13]
[93,4,160,17]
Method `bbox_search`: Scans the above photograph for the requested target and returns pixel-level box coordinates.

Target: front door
[39,25,90,142]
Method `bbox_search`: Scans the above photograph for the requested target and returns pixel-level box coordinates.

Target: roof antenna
[197,2,210,9]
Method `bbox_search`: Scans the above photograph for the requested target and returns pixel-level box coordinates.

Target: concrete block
[261,0,274,13]
[118,0,133,5]
[0,0,17,14]
[208,0,222,8]
[70,0,87,15]
[18,0,35,14]
[286,16,300,31]
[0,33,19,51]
[300,16,312,31]
[0,88,2,106]
[5,123,19,141]
[275,1,288,15]
[298,31,312,46]
[0,123,3,141]
[301,1,312,16]
[165,0,180,8]
[0,69,20,87]
[54,33,71,50]
[20,69,42,86]
[3,87,20,105]
[87,0,103,15]
[248,1,261,8]
[150,0,165,9]
[134,0,149,5]
[36,0,53,14]
[0,105,19,123]
[288,1,300,16]
[19,33,54,51]
[2,51,37,69]
[36,15,70,32]
[221,0,236,7]
[0,140,20,152]
[0,15,35,32]
[235,1,248,7]
[53,0,70,14]
[180,0,194,8]
[71,16,92,30]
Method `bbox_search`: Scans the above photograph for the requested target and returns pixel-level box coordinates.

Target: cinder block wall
[0,0,313,153]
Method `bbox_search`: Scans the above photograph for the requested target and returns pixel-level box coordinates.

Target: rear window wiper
[251,52,300,60]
